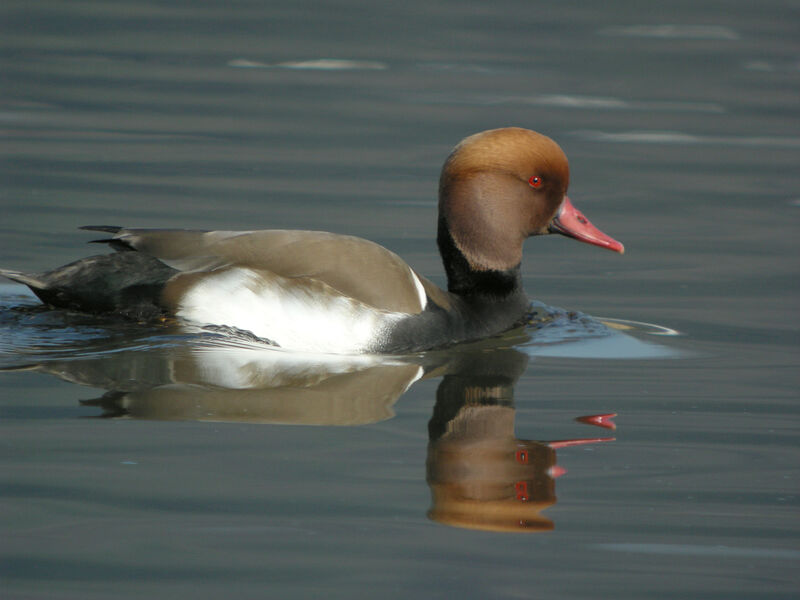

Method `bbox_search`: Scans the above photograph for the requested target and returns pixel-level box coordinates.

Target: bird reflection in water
[1,316,615,533]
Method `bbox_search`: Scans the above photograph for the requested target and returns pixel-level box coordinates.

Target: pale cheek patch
[175,267,406,354]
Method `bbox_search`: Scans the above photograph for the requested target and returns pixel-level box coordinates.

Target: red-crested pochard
[1,128,623,354]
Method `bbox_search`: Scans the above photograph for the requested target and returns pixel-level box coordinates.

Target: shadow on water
[0,284,683,532]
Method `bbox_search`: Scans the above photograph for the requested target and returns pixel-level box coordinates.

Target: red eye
[528,176,542,188]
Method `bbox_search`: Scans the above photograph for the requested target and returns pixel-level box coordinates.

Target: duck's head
[438,127,623,278]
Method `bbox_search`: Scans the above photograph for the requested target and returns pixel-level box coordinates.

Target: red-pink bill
[550,196,625,254]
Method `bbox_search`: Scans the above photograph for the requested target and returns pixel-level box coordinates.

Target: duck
[0,127,623,354]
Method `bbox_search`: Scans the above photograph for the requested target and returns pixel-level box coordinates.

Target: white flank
[175,267,408,354]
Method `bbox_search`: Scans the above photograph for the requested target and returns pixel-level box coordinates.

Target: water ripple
[598,25,740,40]
[595,543,800,560]
[409,93,724,114]
[573,130,800,148]
[228,58,388,70]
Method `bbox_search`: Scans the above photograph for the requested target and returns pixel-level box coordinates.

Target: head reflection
[426,350,613,533]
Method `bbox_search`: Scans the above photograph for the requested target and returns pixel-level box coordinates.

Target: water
[1,1,799,598]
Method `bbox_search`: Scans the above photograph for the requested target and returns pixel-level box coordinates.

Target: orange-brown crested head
[438,127,571,271]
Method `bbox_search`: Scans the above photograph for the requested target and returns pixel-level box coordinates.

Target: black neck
[437,217,523,300]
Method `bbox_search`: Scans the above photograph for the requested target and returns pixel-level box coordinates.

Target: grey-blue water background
[1,2,798,599]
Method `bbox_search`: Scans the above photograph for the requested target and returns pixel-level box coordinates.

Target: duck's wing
[84,227,428,314]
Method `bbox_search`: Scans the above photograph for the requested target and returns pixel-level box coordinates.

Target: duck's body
[1,128,623,354]
[4,227,532,354]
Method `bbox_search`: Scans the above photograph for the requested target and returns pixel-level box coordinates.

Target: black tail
[0,269,47,290]
[2,253,176,320]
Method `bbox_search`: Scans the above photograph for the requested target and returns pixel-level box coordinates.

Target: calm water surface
[1,1,798,599]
